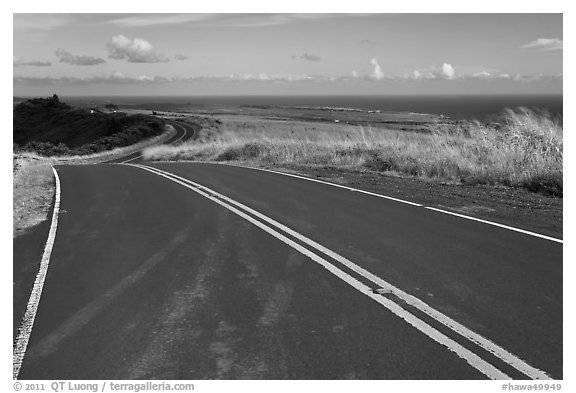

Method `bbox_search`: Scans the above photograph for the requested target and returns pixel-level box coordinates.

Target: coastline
[55,94,563,121]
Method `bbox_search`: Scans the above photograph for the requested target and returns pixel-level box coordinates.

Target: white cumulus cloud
[370,58,384,80]
[107,35,169,63]
[472,71,491,79]
[441,63,455,79]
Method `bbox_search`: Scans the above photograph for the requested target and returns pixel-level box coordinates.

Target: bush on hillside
[14,96,165,156]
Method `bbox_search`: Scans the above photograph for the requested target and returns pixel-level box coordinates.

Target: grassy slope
[144,108,562,197]
[13,155,55,235]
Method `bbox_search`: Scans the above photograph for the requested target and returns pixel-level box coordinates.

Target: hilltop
[13,95,165,156]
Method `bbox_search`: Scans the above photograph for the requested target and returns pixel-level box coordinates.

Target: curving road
[103,120,196,164]
[13,123,562,380]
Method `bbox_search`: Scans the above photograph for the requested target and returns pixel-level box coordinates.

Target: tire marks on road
[24,232,188,363]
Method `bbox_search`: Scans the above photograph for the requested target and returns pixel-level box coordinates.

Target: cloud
[13,73,171,85]
[106,14,362,29]
[370,58,384,80]
[227,73,323,82]
[408,63,456,80]
[13,14,74,31]
[13,72,563,87]
[441,63,455,79]
[108,14,215,27]
[106,35,169,63]
[12,72,327,86]
[522,38,563,52]
[299,53,322,62]
[55,48,105,66]
[406,63,562,82]
[472,71,492,79]
[214,14,358,28]
[13,57,51,67]
[174,54,189,61]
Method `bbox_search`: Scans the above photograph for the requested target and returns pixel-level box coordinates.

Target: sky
[13,13,563,96]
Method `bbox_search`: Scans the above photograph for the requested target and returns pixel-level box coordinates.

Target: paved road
[103,120,196,164]
[13,121,196,336]
[14,158,562,379]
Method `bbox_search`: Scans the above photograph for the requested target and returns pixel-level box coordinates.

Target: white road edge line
[120,123,188,164]
[203,162,562,244]
[423,207,562,243]
[133,163,552,380]
[119,154,143,164]
[119,155,143,164]
[248,165,423,207]
[13,166,62,380]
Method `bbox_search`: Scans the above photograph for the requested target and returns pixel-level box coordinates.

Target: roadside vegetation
[13,154,55,236]
[143,107,562,197]
[14,95,165,156]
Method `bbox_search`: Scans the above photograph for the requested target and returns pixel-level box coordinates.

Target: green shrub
[14,97,166,153]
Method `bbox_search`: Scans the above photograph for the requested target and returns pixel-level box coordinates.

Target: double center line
[126,163,552,380]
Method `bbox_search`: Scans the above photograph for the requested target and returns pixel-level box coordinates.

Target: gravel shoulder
[244,163,563,240]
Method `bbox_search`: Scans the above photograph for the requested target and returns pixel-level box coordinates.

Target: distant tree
[46,94,60,106]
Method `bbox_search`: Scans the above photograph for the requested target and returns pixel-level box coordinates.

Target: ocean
[63,94,563,121]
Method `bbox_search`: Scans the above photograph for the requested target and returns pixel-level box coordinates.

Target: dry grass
[13,153,55,236]
[144,108,563,196]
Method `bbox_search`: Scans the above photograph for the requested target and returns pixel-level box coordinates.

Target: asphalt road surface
[13,130,562,379]
[103,120,195,164]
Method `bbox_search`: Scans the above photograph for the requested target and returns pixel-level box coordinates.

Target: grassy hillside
[144,108,562,197]
[14,95,165,156]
